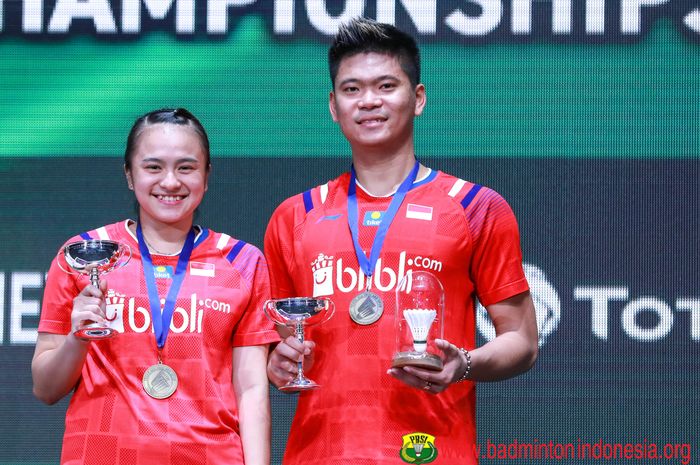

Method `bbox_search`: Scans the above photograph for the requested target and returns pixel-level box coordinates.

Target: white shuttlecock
[403,308,436,353]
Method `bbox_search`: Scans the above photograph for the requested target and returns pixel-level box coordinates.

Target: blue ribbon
[347,161,420,282]
[136,223,195,350]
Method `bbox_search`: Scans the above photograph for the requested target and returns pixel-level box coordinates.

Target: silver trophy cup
[264,297,334,391]
[58,240,131,340]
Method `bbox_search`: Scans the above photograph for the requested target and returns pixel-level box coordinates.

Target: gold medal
[143,363,178,399]
[349,291,384,325]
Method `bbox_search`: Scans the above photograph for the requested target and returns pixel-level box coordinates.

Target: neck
[352,151,424,197]
[132,217,193,255]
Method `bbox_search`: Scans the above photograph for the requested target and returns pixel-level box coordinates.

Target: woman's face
[125,123,209,230]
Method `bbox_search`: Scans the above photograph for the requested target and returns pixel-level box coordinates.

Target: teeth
[157,195,184,201]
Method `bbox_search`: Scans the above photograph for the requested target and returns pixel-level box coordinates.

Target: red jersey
[39,220,278,465]
[264,170,529,465]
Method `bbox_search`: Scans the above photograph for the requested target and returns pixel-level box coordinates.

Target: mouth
[154,194,187,203]
[357,116,387,126]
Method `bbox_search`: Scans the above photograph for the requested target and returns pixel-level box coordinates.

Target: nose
[159,169,182,189]
[358,90,382,110]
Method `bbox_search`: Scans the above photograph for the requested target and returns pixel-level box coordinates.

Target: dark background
[1,157,697,464]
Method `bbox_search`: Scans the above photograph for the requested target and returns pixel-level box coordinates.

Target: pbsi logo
[311,252,443,296]
[400,433,438,464]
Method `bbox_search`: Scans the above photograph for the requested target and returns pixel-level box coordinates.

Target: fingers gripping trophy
[57,240,131,340]
[264,297,334,391]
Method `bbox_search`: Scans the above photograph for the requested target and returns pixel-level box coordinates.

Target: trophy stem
[294,320,305,382]
[89,267,99,287]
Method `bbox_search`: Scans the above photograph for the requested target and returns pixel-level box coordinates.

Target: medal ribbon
[137,223,195,350]
[347,160,420,284]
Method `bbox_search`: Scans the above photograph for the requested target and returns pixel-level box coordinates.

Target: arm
[465,290,538,381]
[31,280,108,404]
[389,290,538,392]
[263,197,317,388]
[233,344,271,465]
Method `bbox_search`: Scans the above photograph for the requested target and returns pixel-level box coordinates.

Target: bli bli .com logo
[311,252,444,296]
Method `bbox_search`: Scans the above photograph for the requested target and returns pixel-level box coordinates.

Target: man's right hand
[266,334,316,389]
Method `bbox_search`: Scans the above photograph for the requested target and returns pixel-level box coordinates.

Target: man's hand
[267,334,316,389]
[387,338,468,394]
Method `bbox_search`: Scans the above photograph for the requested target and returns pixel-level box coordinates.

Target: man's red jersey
[265,170,529,464]
[39,220,278,465]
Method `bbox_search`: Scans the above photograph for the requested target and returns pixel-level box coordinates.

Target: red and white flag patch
[406,203,433,221]
[190,262,215,277]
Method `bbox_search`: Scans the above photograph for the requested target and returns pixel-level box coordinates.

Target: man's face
[329,52,425,153]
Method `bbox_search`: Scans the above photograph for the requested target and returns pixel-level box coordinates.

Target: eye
[342,85,359,94]
[144,164,161,171]
[178,165,196,173]
[380,82,396,90]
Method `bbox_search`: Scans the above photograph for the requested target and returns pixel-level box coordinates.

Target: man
[265,17,538,464]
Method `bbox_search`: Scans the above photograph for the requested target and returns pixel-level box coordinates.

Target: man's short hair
[328,17,421,88]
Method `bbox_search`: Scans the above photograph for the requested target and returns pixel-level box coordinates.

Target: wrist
[456,348,471,382]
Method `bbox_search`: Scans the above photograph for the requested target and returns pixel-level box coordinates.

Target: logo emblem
[400,433,438,464]
[363,210,384,226]
[311,253,334,297]
[153,265,174,279]
[104,289,127,333]
[315,214,343,223]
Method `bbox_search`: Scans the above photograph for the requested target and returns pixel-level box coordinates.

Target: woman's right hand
[70,279,108,336]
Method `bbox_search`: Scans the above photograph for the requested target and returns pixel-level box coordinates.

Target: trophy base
[392,352,443,371]
[74,324,116,341]
[278,378,320,392]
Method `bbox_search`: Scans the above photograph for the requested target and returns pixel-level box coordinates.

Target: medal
[347,161,420,324]
[137,223,195,399]
[349,291,384,325]
[143,362,179,399]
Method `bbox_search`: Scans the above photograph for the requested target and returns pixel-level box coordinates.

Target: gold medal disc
[349,291,384,325]
[143,363,178,399]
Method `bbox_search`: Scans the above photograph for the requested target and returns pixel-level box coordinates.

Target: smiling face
[329,52,425,156]
[125,123,209,231]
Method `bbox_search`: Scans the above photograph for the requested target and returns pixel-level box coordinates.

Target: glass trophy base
[279,378,320,392]
[392,352,444,371]
[74,324,116,341]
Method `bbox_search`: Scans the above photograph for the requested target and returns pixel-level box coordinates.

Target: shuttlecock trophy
[57,240,131,340]
[264,297,334,391]
[392,271,444,371]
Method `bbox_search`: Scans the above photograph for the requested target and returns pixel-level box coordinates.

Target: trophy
[264,297,334,391]
[57,240,131,340]
[392,271,444,371]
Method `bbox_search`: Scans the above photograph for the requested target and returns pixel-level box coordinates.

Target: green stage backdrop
[1,2,698,464]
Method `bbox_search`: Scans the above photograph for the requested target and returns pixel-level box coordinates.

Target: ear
[414,84,426,117]
[124,165,134,190]
[329,91,339,123]
[204,165,211,192]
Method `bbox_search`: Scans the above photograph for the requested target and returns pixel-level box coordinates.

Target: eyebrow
[337,75,401,87]
[140,157,201,164]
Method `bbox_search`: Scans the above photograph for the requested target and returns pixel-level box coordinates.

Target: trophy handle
[263,300,288,327]
[55,248,74,276]
[321,298,335,325]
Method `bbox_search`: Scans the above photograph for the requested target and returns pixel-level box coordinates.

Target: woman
[32,108,276,465]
